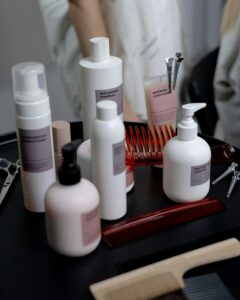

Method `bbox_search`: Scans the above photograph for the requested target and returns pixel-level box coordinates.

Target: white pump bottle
[163,103,211,203]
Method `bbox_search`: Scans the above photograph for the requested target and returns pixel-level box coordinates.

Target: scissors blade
[0,173,14,205]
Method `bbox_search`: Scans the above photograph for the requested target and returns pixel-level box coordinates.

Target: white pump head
[177,103,206,141]
[12,62,48,101]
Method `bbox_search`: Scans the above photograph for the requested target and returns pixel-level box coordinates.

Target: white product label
[96,84,123,115]
[112,140,125,175]
[191,161,210,186]
[81,206,100,246]
[19,126,53,172]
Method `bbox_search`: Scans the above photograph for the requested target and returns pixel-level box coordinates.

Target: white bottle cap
[12,62,47,101]
[90,37,110,62]
[96,100,117,121]
[178,103,206,141]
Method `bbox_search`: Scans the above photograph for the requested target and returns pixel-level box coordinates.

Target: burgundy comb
[125,124,176,166]
[102,197,224,247]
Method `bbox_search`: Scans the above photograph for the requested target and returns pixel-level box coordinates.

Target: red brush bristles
[125,124,176,166]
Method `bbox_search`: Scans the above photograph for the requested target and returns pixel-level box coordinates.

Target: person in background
[39,0,182,122]
[214,0,240,148]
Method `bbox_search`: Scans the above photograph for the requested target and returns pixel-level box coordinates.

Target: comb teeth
[125,124,176,166]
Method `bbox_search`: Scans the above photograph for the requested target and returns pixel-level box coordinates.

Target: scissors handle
[227,171,240,198]
[0,159,21,206]
[0,173,14,205]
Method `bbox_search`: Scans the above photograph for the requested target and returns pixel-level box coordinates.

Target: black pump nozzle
[58,139,82,185]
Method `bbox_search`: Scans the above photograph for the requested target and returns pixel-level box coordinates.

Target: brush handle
[90,238,240,300]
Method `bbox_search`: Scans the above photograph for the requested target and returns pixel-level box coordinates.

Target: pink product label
[112,140,125,176]
[191,161,210,186]
[95,84,123,115]
[81,206,101,246]
[148,85,177,125]
[19,126,53,172]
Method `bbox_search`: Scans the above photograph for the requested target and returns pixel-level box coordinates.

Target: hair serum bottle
[91,100,126,220]
[45,141,101,257]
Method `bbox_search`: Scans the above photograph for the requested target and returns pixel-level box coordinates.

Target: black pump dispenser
[58,140,82,185]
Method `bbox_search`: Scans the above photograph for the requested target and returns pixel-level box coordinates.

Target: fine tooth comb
[102,197,225,248]
[125,124,176,166]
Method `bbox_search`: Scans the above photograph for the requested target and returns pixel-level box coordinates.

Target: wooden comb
[90,238,240,300]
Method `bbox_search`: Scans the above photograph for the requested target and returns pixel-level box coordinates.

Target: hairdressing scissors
[0,158,21,206]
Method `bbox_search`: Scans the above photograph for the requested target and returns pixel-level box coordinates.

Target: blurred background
[0,0,225,134]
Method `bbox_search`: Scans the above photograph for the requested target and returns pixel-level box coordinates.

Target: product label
[96,84,123,115]
[191,161,210,186]
[147,84,177,126]
[112,140,125,175]
[19,126,53,172]
[81,205,100,246]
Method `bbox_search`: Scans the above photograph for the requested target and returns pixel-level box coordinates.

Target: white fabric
[39,0,182,120]
[214,12,240,148]
[179,0,224,75]
[40,0,82,118]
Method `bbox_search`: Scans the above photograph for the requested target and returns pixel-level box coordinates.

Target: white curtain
[179,0,225,75]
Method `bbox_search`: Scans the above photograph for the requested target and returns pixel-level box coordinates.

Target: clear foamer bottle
[163,103,211,203]
[12,62,56,212]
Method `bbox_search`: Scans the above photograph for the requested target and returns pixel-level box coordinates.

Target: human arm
[68,0,140,122]
[68,0,108,57]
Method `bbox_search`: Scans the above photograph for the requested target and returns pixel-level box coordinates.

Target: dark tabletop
[0,122,240,300]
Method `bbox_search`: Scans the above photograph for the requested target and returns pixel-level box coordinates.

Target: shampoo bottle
[80,37,123,140]
[92,100,127,220]
[163,103,211,203]
[12,62,56,212]
[45,141,101,257]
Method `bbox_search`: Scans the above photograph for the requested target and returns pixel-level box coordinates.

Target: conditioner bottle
[12,62,56,212]
[163,103,211,203]
[92,100,126,220]
[45,141,101,257]
[80,37,123,140]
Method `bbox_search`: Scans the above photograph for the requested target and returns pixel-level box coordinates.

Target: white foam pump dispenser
[163,102,211,203]
[12,62,56,213]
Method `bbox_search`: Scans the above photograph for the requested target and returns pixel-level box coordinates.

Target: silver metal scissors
[227,170,240,198]
[0,158,21,205]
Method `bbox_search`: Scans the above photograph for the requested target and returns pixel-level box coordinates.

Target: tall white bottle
[80,37,123,140]
[12,62,56,212]
[163,103,211,203]
[92,100,126,220]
